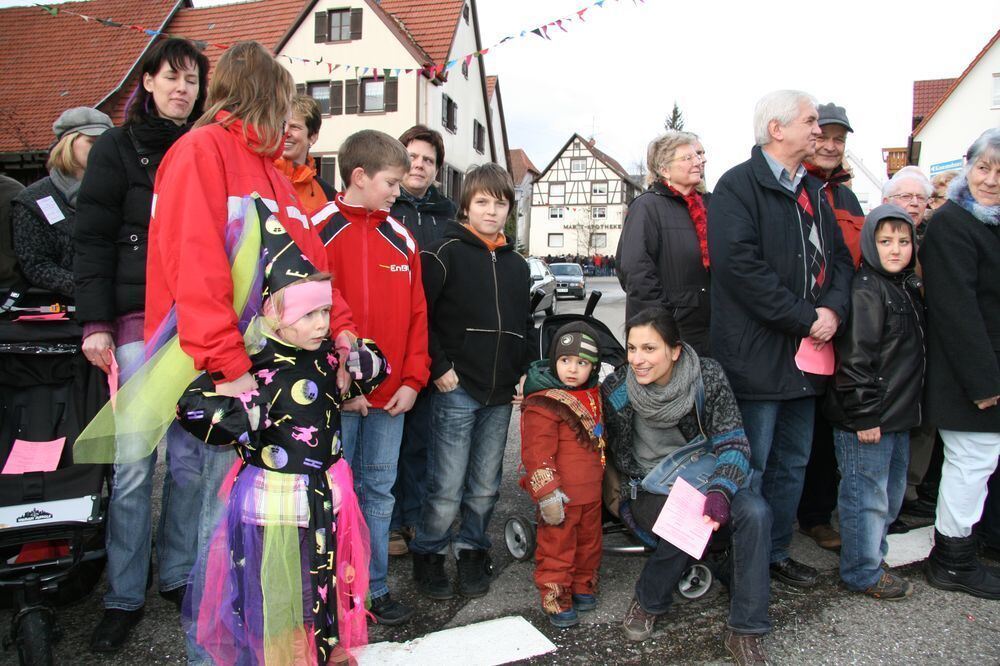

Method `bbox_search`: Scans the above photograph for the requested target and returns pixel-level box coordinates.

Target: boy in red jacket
[520,322,606,628]
[315,130,430,625]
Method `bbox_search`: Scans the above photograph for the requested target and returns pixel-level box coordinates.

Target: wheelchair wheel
[677,563,713,600]
[504,515,536,562]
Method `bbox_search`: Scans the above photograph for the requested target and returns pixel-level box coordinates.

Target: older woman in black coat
[616,132,711,355]
[920,127,1000,599]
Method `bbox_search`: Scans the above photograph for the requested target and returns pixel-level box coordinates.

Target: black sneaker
[369,593,413,626]
[769,558,818,588]
[89,608,145,653]
[456,549,493,598]
[159,587,184,611]
[412,552,455,600]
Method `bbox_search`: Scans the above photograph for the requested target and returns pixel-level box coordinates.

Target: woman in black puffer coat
[73,38,211,652]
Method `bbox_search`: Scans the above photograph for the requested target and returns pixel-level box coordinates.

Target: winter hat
[549,321,601,375]
[859,203,916,275]
[52,107,113,140]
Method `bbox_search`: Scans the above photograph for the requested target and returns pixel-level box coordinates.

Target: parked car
[527,257,556,316]
[550,262,587,300]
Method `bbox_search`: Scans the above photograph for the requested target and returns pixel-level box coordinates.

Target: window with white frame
[570,158,586,173]
[993,73,1000,107]
[361,79,384,113]
[591,181,607,195]
[593,233,607,249]
[548,233,564,248]
[593,206,607,219]
[549,183,565,197]
[549,207,564,220]
[307,82,331,115]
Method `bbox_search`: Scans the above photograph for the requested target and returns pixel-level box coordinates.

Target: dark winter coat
[600,358,751,504]
[390,185,457,251]
[616,182,711,355]
[707,146,854,400]
[920,199,1000,432]
[824,207,925,434]
[75,118,189,322]
[0,174,25,287]
[10,176,76,296]
[421,224,533,406]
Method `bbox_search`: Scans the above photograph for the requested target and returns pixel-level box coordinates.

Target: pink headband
[264,280,333,326]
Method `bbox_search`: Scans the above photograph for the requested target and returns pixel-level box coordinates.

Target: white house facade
[528,134,638,257]
[278,0,501,200]
[912,30,1000,175]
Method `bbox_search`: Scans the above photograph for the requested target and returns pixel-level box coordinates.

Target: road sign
[930,158,963,175]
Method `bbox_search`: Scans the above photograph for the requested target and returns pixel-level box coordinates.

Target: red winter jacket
[314,194,430,407]
[145,114,356,383]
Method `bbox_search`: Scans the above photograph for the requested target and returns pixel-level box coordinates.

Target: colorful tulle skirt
[183,458,369,665]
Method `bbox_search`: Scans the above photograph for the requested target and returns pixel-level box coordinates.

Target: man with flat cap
[797,102,866,552]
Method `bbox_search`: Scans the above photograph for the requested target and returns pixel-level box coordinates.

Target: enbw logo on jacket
[379,264,409,273]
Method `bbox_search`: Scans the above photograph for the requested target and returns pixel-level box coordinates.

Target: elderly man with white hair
[707,90,854,593]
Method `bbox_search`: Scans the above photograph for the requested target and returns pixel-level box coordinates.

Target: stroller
[504,291,724,601]
[0,286,109,665]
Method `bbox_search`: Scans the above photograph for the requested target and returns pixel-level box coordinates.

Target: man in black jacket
[388,125,458,557]
[707,90,853,588]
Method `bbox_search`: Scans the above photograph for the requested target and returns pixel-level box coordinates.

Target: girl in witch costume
[175,209,388,665]
[519,322,606,628]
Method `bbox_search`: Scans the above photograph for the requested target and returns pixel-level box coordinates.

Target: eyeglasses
[890,193,928,204]
[671,153,705,165]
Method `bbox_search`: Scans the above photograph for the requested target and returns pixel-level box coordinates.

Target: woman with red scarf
[616,131,711,355]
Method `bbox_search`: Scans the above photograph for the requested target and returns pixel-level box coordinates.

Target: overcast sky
[4,0,997,190]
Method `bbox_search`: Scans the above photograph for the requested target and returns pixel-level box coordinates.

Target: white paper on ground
[355,615,557,666]
[885,525,934,567]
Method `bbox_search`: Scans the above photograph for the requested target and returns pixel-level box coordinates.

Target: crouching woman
[601,307,773,664]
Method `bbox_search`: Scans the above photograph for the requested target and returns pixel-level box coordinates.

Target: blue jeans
[390,389,433,531]
[834,428,909,590]
[410,386,513,556]
[341,408,405,600]
[738,398,815,564]
[104,341,201,610]
[635,485,772,634]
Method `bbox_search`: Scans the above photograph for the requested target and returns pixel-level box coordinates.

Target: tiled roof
[378,0,465,65]
[508,148,539,184]
[103,0,310,124]
[0,0,178,153]
[587,139,632,183]
[913,28,1000,137]
[485,75,497,102]
[912,78,955,128]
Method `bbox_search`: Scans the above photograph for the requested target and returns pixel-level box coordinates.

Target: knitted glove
[539,489,570,526]
[703,491,731,527]
[348,339,388,381]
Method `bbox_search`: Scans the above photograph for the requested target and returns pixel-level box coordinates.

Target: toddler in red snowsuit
[519,322,605,628]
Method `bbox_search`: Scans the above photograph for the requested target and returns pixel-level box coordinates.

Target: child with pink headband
[175,210,389,665]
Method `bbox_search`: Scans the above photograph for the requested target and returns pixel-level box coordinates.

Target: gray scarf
[948,173,1000,227]
[48,168,81,209]
[626,342,701,427]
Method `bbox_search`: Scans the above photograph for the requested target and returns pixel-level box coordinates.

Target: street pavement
[3,278,997,665]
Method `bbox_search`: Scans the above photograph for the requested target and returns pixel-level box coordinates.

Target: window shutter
[295,83,306,96]
[330,81,343,116]
[452,102,458,131]
[441,96,449,127]
[385,78,398,112]
[314,11,328,43]
[345,79,359,114]
[350,8,363,40]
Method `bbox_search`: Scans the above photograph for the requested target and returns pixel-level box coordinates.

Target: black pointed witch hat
[254,197,320,300]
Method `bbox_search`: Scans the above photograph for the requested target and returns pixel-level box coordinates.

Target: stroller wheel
[504,516,537,562]
[677,563,713,600]
[13,606,56,666]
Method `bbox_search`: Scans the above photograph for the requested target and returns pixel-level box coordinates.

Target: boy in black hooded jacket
[826,203,925,601]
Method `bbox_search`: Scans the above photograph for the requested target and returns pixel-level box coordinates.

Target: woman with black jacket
[919,128,1000,600]
[616,131,711,355]
[73,38,210,652]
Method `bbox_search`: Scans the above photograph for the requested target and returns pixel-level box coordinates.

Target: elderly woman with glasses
[617,131,712,355]
[920,127,1000,599]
